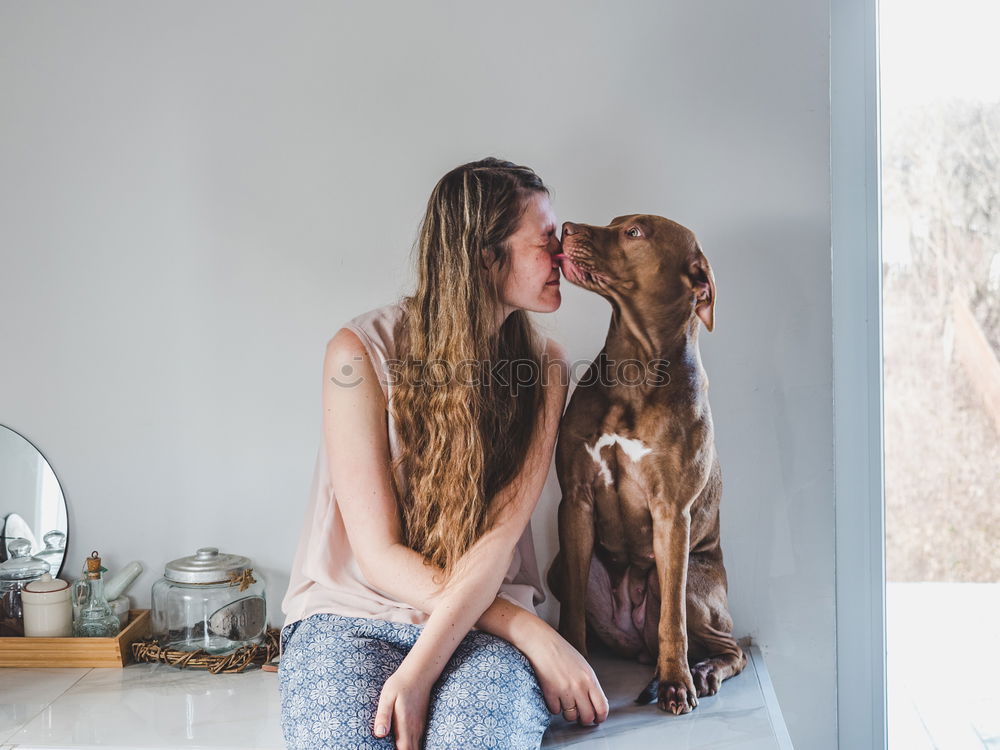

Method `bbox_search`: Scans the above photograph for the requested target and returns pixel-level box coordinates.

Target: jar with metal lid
[0,538,51,636]
[150,546,267,654]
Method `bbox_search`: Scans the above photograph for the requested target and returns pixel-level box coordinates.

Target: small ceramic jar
[22,573,73,637]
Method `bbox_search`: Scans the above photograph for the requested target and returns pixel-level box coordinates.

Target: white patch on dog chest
[584,433,653,487]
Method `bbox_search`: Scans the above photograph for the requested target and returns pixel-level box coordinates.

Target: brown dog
[547,214,746,715]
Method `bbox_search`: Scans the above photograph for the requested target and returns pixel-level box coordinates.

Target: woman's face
[493,191,563,317]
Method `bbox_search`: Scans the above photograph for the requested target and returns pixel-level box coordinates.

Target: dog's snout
[562,221,579,237]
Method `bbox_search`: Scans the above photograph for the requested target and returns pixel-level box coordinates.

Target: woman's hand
[372,662,435,750]
[520,623,610,727]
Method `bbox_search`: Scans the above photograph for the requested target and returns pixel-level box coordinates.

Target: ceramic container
[22,572,72,637]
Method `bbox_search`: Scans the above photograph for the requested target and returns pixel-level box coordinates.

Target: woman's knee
[278,615,404,749]
[425,632,551,748]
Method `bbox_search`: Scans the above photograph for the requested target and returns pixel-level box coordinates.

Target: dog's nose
[562,221,579,237]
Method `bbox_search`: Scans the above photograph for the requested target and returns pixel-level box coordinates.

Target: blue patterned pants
[279,613,552,749]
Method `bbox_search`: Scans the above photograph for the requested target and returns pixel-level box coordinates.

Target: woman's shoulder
[324,327,389,409]
[325,300,409,403]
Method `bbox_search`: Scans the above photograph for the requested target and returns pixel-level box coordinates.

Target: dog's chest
[560,398,663,495]
[582,431,655,489]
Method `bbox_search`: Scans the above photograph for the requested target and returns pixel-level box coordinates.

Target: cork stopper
[85,550,103,579]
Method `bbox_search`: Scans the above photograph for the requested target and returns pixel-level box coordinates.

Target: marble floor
[1,644,790,749]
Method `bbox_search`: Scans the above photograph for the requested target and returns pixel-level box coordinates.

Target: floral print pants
[279,613,552,749]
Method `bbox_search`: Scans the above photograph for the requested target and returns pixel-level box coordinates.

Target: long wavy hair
[389,157,549,581]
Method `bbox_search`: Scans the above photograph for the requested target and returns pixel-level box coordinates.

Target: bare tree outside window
[883,99,1000,581]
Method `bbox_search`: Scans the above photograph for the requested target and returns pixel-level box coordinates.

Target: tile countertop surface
[0,644,791,749]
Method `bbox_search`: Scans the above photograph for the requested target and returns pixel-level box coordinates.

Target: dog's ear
[684,253,716,332]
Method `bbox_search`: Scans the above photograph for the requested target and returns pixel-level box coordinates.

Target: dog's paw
[656,672,698,715]
[691,659,723,697]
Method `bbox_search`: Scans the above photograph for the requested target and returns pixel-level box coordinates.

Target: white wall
[0,2,834,747]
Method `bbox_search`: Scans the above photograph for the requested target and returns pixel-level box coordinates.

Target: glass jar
[34,530,68,576]
[0,538,51,636]
[150,546,267,654]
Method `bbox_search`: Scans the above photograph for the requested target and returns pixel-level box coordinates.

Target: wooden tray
[0,609,151,668]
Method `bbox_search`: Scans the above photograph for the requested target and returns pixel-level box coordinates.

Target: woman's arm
[345,524,546,649]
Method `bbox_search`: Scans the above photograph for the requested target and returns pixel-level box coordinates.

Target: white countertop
[1,644,790,749]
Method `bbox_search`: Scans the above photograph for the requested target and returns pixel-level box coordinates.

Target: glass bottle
[72,550,120,637]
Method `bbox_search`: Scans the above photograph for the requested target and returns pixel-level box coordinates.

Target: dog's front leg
[651,505,698,715]
[556,486,596,657]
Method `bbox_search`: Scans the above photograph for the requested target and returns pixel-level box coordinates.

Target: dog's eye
[626,227,642,238]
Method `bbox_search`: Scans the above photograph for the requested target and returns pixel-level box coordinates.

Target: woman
[279,157,609,750]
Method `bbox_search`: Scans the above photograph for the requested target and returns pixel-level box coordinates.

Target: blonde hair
[389,157,548,579]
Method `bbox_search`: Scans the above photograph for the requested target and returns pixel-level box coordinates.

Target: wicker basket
[130,627,280,674]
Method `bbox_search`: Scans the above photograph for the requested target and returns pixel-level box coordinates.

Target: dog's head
[558,214,716,332]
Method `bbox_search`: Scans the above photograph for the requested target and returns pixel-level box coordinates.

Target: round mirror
[0,425,69,578]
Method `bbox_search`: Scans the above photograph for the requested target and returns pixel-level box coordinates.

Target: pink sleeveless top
[280,300,546,635]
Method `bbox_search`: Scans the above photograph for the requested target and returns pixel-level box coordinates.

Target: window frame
[831,0,887,747]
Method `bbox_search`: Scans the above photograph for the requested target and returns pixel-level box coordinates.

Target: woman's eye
[626,227,641,238]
